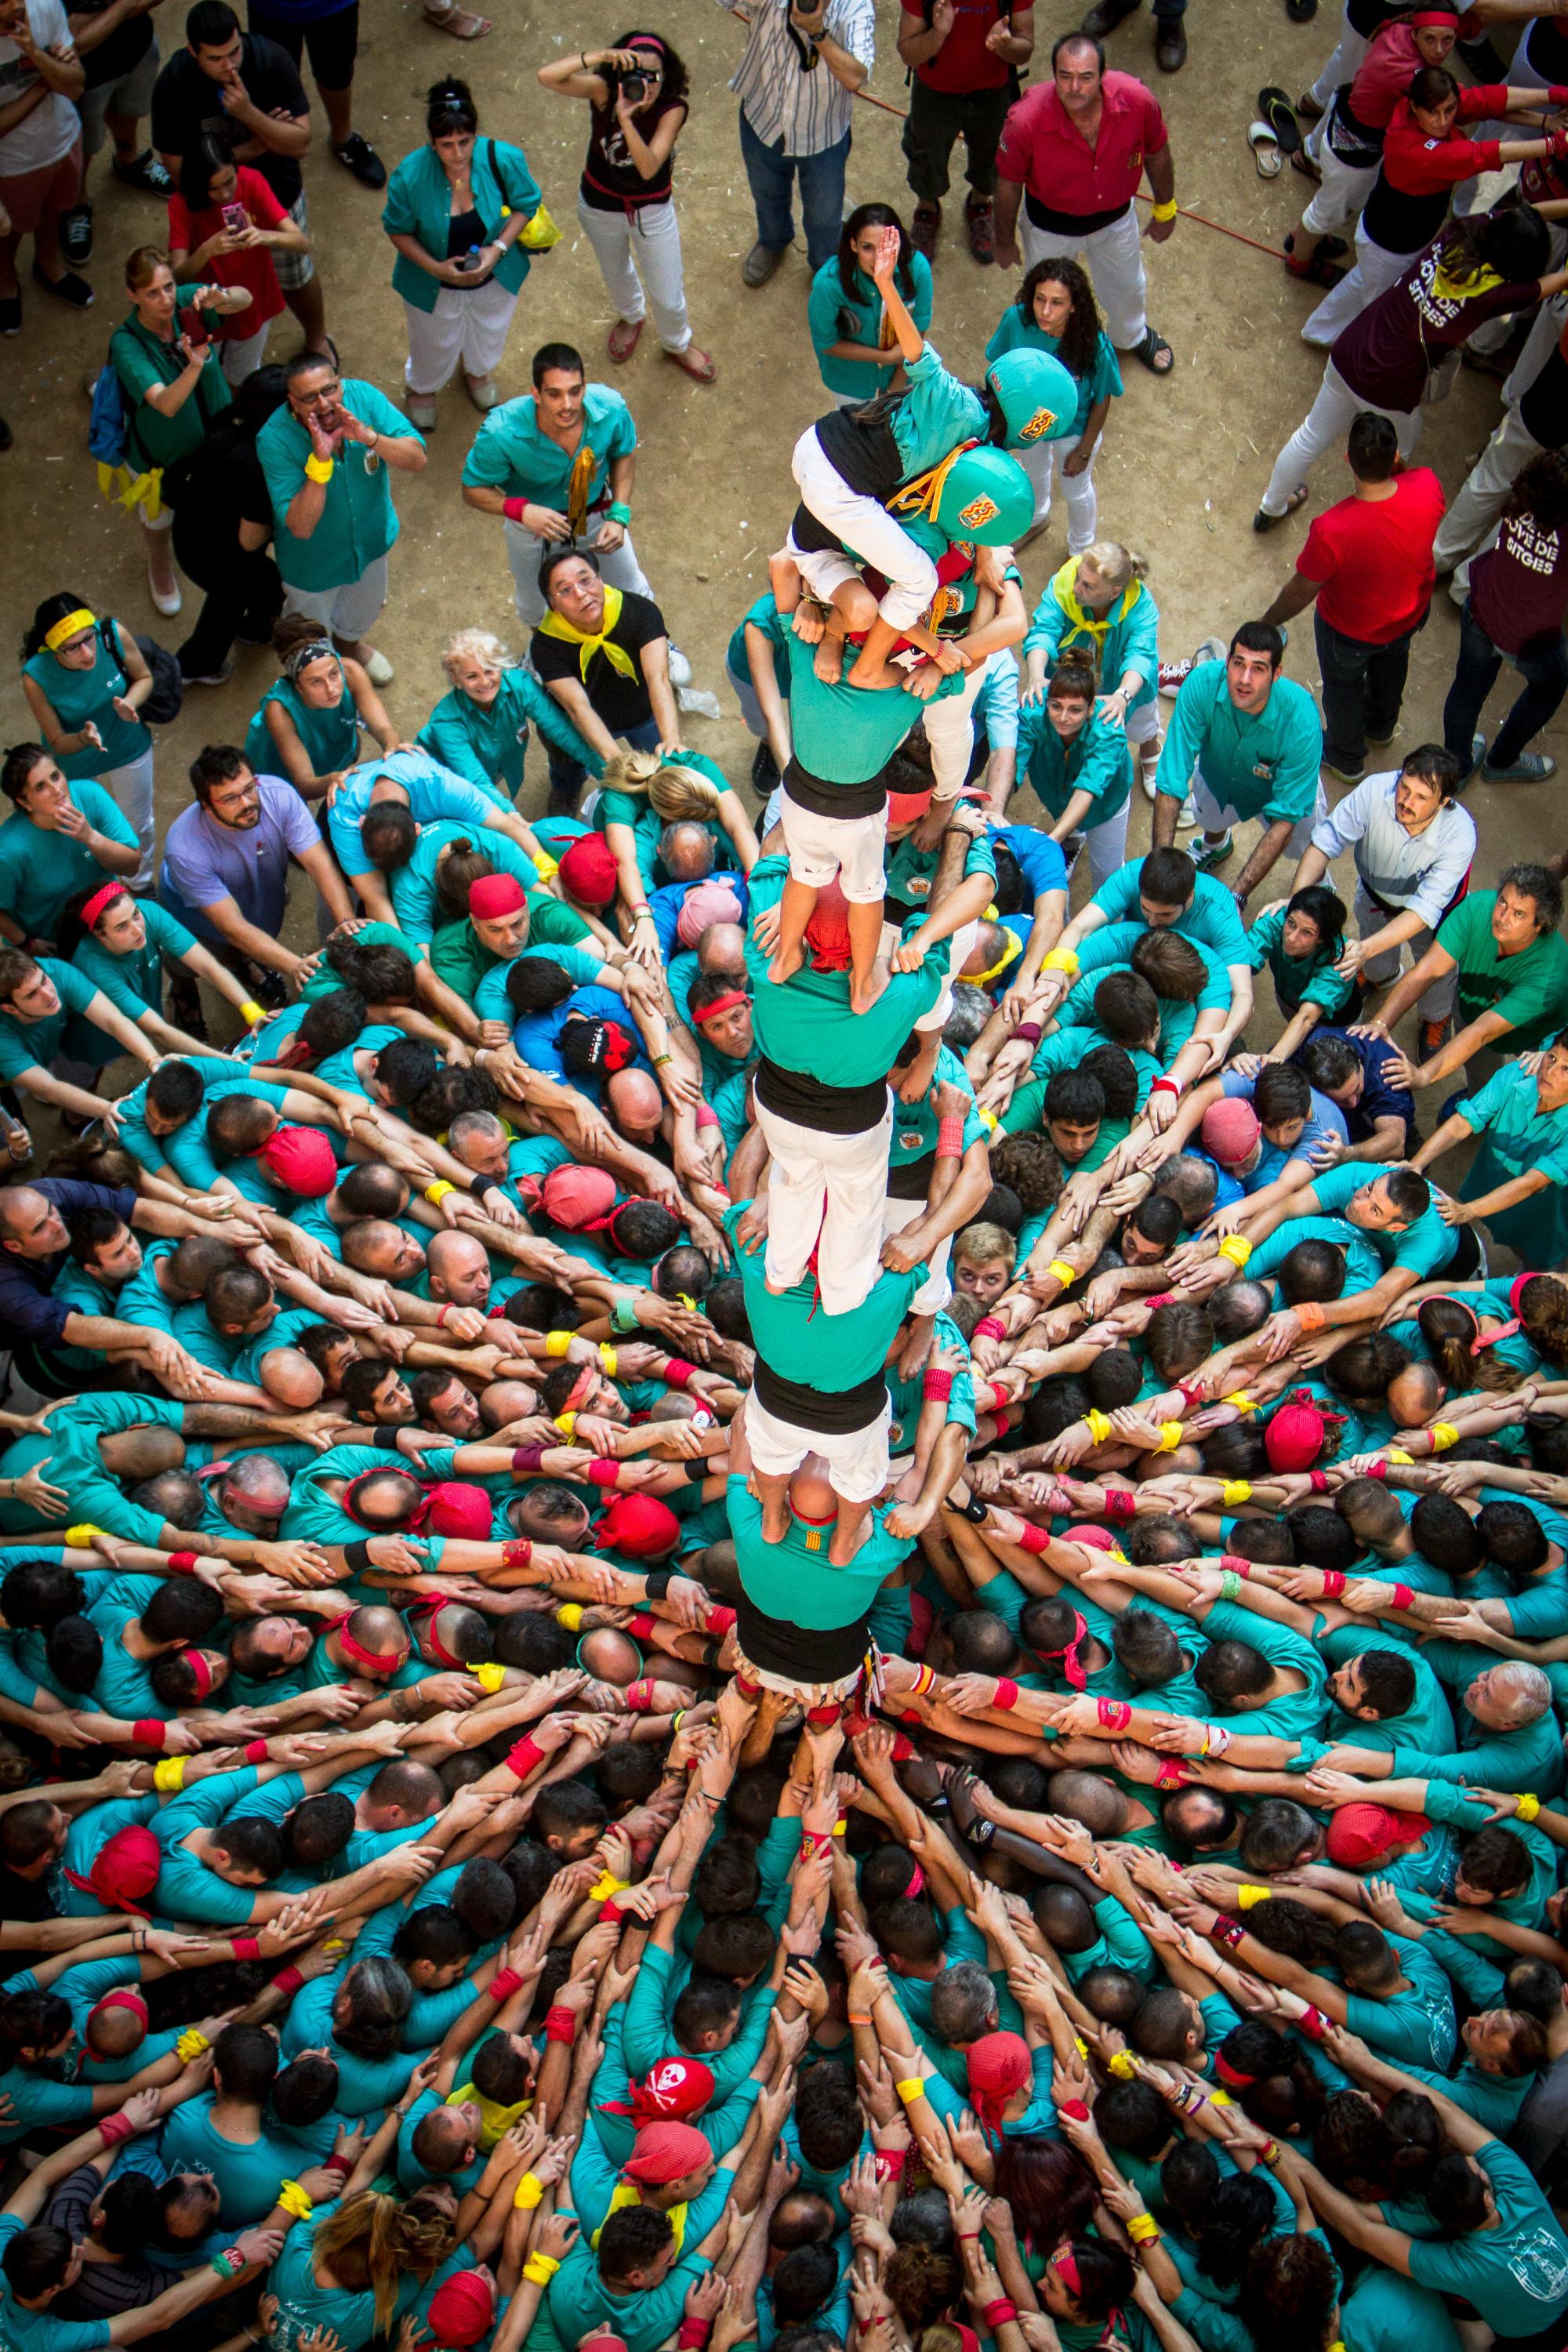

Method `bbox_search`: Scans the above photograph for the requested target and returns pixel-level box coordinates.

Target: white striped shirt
[718,0,876,155]
[1309,770,1477,930]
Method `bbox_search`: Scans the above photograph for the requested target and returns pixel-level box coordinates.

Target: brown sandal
[423,4,492,37]
[665,343,717,383]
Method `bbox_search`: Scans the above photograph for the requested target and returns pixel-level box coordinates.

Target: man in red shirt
[896,0,1036,267]
[1260,410,1446,783]
[993,31,1177,372]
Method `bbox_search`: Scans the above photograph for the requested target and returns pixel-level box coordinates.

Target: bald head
[789,1457,838,1529]
[480,1379,541,1429]
[607,1067,664,1144]
[221,1455,291,1515]
[342,1218,424,1280]
[427,1229,489,1305]
[698,924,746,975]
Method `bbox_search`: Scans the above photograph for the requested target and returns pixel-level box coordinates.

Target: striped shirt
[718,0,875,154]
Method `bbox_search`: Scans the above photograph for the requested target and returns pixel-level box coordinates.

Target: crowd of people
[3,5,1568,2352]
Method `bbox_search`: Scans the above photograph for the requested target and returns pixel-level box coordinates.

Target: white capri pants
[915,916,981,1034]
[1301,140,1378,239]
[100,747,155,891]
[403,279,519,396]
[1308,9,1369,111]
[1018,430,1097,552]
[220,321,271,387]
[1261,360,1421,518]
[504,519,651,633]
[1303,226,1418,347]
[1073,797,1133,892]
[791,424,938,631]
[757,1091,893,1316]
[883,1186,953,1316]
[575,193,691,353]
[1020,204,1148,352]
[284,553,390,646]
[1352,880,1458,1022]
[1192,774,1327,856]
[920,659,989,802]
[746,1388,893,1505]
[779,791,888,903]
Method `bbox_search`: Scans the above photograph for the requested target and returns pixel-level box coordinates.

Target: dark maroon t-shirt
[1333,241,1538,414]
[1470,509,1568,659]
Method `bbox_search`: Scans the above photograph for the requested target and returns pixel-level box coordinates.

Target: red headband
[88,1988,150,2036]
[1214,2053,1257,2089]
[693,989,749,1025]
[335,1618,404,1675]
[1410,8,1457,22]
[561,1364,597,1414]
[904,1859,926,1900]
[1054,2249,1081,2294]
[412,1598,466,1671]
[1033,1609,1089,1692]
[82,880,129,929]
[181,1647,214,1698]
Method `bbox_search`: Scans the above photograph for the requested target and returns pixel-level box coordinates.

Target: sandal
[1252,485,1310,532]
[1248,119,1283,178]
[666,343,717,382]
[1290,144,1323,181]
[1256,85,1302,155]
[607,317,643,363]
[1285,244,1347,288]
[423,0,492,32]
[1133,325,1174,376]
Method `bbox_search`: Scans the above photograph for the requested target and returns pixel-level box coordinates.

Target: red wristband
[974,1316,1007,1342]
[98,2113,133,2147]
[626,1611,656,1639]
[988,1380,1010,1412]
[1145,1293,1174,1310]
[545,2005,578,2044]
[168,1552,199,1577]
[1219,1555,1250,1581]
[1150,1076,1181,1099]
[601,1898,626,1925]
[1104,1488,1136,1520]
[705,1604,737,1635]
[1155,1759,1192,1788]
[874,2146,907,2180]
[625,1677,655,1711]
[488,1968,523,2002]
[1210,1915,1243,1951]
[1017,1521,1051,1556]
[1176,1379,1207,1407]
[1060,2098,1090,2122]
[1391,1584,1414,1611]
[230,1936,260,1962]
[1367,1459,1388,1480]
[506,1733,545,1780]
[993,1404,1014,1435]
[984,2301,1017,2329]
[1098,1697,1133,1730]
[664,1357,696,1390]
[677,2324,711,2350]
[588,1457,621,1487]
[1321,1570,1347,1599]
[271,1965,305,1996]
[1309,1469,1330,1493]
[935,1116,966,1159]
[1013,1021,1043,1044]
[132,1718,166,1749]
[322,2153,353,2180]
[503,495,528,523]
[503,1538,534,1570]
[890,1731,916,1762]
[245,1739,269,1763]
[1298,2005,1330,2042]
[993,1678,1020,1711]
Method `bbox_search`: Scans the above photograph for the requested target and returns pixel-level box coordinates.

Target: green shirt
[746,855,946,1086]
[244,676,361,780]
[1457,1058,1568,1261]
[71,899,197,1034]
[23,622,151,779]
[259,379,419,593]
[461,381,636,506]
[0,956,107,1083]
[807,249,935,400]
[416,666,599,800]
[1089,862,1250,964]
[1015,700,1133,824]
[782,630,963,785]
[1436,890,1568,1049]
[725,592,790,687]
[1406,2139,1568,2337]
[0,783,139,942]
[109,302,231,470]
[1308,1160,1457,1283]
[381,136,540,310]
[429,895,588,996]
[1156,661,1323,826]
[391,818,542,948]
[1244,904,1354,1017]
[725,1476,908,1632]
[722,1199,924,1388]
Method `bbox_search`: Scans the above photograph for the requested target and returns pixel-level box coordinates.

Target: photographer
[715,0,875,288]
[537,30,713,380]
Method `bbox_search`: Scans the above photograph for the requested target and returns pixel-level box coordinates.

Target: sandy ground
[0,0,1558,1201]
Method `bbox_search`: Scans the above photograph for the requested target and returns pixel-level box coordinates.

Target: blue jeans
[1443,596,1568,772]
[739,113,851,271]
[547,713,661,811]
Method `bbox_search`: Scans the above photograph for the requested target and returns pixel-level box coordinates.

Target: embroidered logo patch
[1018,406,1058,442]
[958,493,1000,527]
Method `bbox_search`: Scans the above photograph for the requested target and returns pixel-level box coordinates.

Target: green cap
[927,446,1034,546]
[985,348,1079,448]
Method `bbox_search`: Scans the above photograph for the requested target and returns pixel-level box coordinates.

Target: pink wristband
[1098,1697,1133,1730]
[1391,1584,1414,1610]
[1145,1293,1174,1311]
[271,1965,305,1996]
[98,2113,133,2147]
[935,1116,965,1158]
[1309,1470,1330,1493]
[231,1936,260,1962]
[168,1552,199,1577]
[503,495,528,523]
[512,1446,548,1476]
[1016,1521,1051,1556]
[245,1739,268,1763]
[974,1316,1007,1341]
[1321,1570,1347,1599]
[1219,1555,1250,1581]
[993,1678,1020,1711]
[588,1457,620,1488]
[132,1718,166,1749]
[1104,1488,1136,1520]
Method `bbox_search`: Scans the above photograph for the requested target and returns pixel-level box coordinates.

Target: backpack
[88,365,129,468]
[100,617,183,730]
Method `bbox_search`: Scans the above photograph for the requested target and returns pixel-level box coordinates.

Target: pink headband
[1033,1609,1089,1691]
[693,990,749,1025]
[82,880,129,929]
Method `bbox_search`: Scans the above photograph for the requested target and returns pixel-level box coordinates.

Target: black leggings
[170,508,284,681]
[246,0,358,88]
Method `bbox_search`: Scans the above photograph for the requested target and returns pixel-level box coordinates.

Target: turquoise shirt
[259,379,421,593]
[807,250,934,400]
[886,339,991,481]
[461,381,636,507]
[389,817,542,948]
[0,782,140,942]
[23,620,153,779]
[985,304,1122,438]
[1456,1059,1568,1261]
[1015,700,1132,824]
[416,666,599,800]
[0,956,107,1083]
[244,674,361,780]
[1156,659,1323,826]
[783,628,963,784]
[1244,903,1355,1018]
[725,592,790,688]
[1309,1160,1458,1283]
[746,855,946,1085]
[71,900,198,1040]
[381,136,541,310]
[1023,562,1160,720]
[1087,862,1250,964]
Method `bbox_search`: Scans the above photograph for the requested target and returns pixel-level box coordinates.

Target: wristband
[1516,1792,1541,1821]
[1155,1758,1192,1788]
[874,2146,907,2179]
[506,1733,545,1781]
[590,1870,630,1902]
[98,2111,134,2146]
[503,1539,536,1573]
[168,1552,200,1577]
[1296,1301,1327,1332]
[1124,2214,1160,2245]
[1201,1722,1232,1758]
[154,1756,187,1792]
[1391,1584,1414,1611]
[625,1676,655,1712]
[1013,1020,1043,1045]
[503,495,529,523]
[643,1566,674,1600]
[1221,1479,1252,1506]
[554,1408,578,1437]
[1218,1570,1242,1601]
[847,2013,873,2028]
[276,2180,314,2222]
[677,2325,711,2351]
[1085,1407,1112,1445]
[993,1677,1020,1711]
[1151,197,1178,220]
[1215,1555,1249,1581]
[924,1368,956,1403]
[65,1524,101,1548]
[1225,1391,1258,1417]
[895,2076,927,2105]
[132,1718,166,1749]
[322,2153,353,2180]
[557,1602,585,1632]
[1209,2090,1235,2109]
[1042,947,1080,977]
[1149,1076,1181,1101]
[1386,1446,1414,1466]
[1262,2141,1283,2168]
[231,1936,260,1962]
[1097,1697,1133,1730]
[1047,1258,1076,1290]
[176,2027,210,2061]
[435,1305,451,1330]
[544,1330,572,1358]
[1060,2098,1091,2122]
[1016,1520,1051,1555]
[606,499,633,526]
[611,1296,641,1334]
[1108,2051,1138,2079]
[522,2253,561,2286]
[1297,2005,1329,2042]
[271,1964,305,1996]
[245,1738,270,1764]
[989,1380,1010,1413]
[1309,1469,1330,1493]
[706,1603,737,1635]
[1431,1421,1460,1452]
[304,454,334,484]
[1156,1420,1184,1454]
[1218,1236,1253,1268]
[515,2172,546,2209]
[424,1180,457,1208]
[1235,1884,1269,1911]
[488,1968,524,2003]
[473,1661,507,1694]
[1321,1570,1347,1599]
[240,999,266,1026]
[210,2249,247,2280]
[1209,1914,1243,1950]
[1176,1379,1207,1408]
[597,1343,619,1377]
[982,2302,1017,2330]
[664,1356,697,1389]
[588,1457,621,1488]
[907,1663,936,1700]
[974,1316,1007,1341]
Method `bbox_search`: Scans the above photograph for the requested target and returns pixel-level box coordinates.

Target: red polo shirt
[1296,467,1446,645]
[996,71,1167,232]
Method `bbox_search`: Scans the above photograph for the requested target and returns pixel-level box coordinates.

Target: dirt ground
[0,0,1558,1069]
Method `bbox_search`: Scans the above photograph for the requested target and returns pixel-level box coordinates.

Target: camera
[615,67,648,101]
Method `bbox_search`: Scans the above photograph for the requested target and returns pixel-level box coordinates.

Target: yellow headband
[44,608,96,654]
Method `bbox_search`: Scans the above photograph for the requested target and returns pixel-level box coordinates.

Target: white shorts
[779,790,887,903]
[883,1186,952,1315]
[1190,773,1327,856]
[746,1388,893,1505]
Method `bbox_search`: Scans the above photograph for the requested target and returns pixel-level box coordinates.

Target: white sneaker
[406,393,437,430]
[667,643,691,688]
[363,648,394,685]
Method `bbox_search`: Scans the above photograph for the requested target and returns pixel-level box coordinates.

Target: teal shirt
[71,899,198,1033]
[985,304,1121,439]
[1406,2139,1568,2337]
[782,629,964,784]
[1023,564,1160,720]
[1457,1058,1568,1261]
[416,666,599,800]
[1244,903,1354,1018]
[0,956,108,1083]
[1156,660,1323,826]
[381,136,541,310]
[461,381,636,506]
[1016,700,1133,824]
[390,818,541,948]
[244,675,361,780]
[723,1197,923,1388]
[259,379,421,593]
[885,339,991,481]
[725,1474,909,1632]
[807,250,934,399]
[746,855,946,1084]
[23,620,153,779]
[1088,862,1251,964]
[0,782,140,941]
[1308,1160,1458,1282]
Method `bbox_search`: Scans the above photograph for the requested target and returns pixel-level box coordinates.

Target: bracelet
[304,454,334,484]
[544,1330,572,1358]
[154,1756,187,1792]
[895,2076,927,2105]
[1221,1479,1252,1506]
[488,1968,524,2003]
[240,998,266,1026]
[1124,2214,1160,2245]
[1297,2005,1329,2042]
[982,2301,1017,2330]
[1208,2089,1234,2109]
[1391,1584,1414,1611]
[597,1343,619,1377]
[652,1051,673,1067]
[1516,1792,1541,1822]
[993,1677,1020,1711]
[1295,1300,1327,1332]
[168,1551,200,1577]
[1104,1487,1136,1520]
[1013,1020,1043,1045]
[1047,1258,1076,1290]
[515,2171,546,2209]
[1108,2050,1138,2080]
[425,1180,456,1207]
[1201,1722,1231,1759]
[271,1964,305,1996]
[607,499,633,526]
[847,2012,874,2027]
[1151,197,1178,221]
[522,2252,561,2285]
[1320,1570,1346,1599]
[132,1717,166,1749]
[1218,1570,1242,1601]
[210,2249,247,2280]
[611,1296,641,1334]
[1235,1884,1269,1911]
[276,2180,314,2221]
[506,1733,545,1781]
[98,2111,134,2146]
[1156,1420,1185,1454]
[1218,1236,1253,1268]
[1209,1914,1243,1950]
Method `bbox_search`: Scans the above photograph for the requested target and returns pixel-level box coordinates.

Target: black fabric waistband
[753,1358,888,1432]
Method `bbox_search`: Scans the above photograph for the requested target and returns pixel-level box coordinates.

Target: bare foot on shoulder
[768,942,805,987]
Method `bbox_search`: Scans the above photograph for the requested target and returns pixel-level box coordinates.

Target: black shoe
[751,739,781,790]
[1083,0,1138,30]
[113,149,172,195]
[60,203,93,266]
[1155,17,1187,67]
[332,132,386,189]
[31,263,93,310]
[0,296,17,336]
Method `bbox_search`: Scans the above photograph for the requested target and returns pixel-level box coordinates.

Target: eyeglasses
[292,379,342,405]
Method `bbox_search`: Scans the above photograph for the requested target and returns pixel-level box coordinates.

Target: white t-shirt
[0,0,79,176]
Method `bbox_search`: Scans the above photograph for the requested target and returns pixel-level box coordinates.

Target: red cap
[426,2270,497,2349]
[589,1493,682,1560]
[559,831,619,908]
[1200,1098,1261,1170]
[414,1481,494,1540]
[966,2031,1033,2143]
[470,873,529,920]
[1264,1400,1329,1472]
[260,1123,338,1196]
[604,2054,716,2124]
[64,1824,162,1915]
[1326,1802,1430,1868]
[526,1163,619,1231]
[623,2119,713,2184]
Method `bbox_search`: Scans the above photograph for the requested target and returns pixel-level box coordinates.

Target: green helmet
[985,348,1079,449]
[927,446,1034,546]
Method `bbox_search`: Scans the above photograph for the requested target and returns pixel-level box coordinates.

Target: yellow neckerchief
[565,445,597,539]
[450,2081,532,2151]
[536,583,637,681]
[1429,254,1504,304]
[887,439,977,526]
[1051,557,1138,651]
[592,2183,688,2252]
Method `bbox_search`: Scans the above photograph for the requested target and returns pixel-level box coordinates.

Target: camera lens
[620,71,646,100]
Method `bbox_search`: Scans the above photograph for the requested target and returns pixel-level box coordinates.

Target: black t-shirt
[530,588,665,736]
[151,35,308,208]
[74,0,154,92]
[735,1588,872,1682]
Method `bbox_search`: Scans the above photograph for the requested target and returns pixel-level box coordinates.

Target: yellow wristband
[1107,2051,1137,2080]
[1236,1885,1269,1911]
[1156,1420,1184,1454]
[1221,1480,1253,1507]
[978,1106,999,1132]
[276,2180,314,2221]
[304,454,334,484]
[533,854,560,883]
[1225,1391,1258,1417]
[1208,2089,1234,2108]
[831,1817,847,1836]
[175,2027,209,2060]
[1043,948,1080,976]
[321,1938,347,1955]
[1047,1259,1076,1290]
[1085,1408,1112,1445]
[474,1661,507,1694]
[1218,1236,1253,1268]
[895,2076,927,2105]
[1431,1421,1460,1453]
[1516,1792,1541,1822]
[522,2252,560,2285]
[590,1870,630,1901]
[240,999,266,1025]
[1386,1446,1414,1465]
[425,1180,456,1206]
[1125,2213,1161,2244]
[557,1603,585,1632]
[65,1524,101,1549]
[154,1756,188,1792]
[545,1330,572,1358]
[1074,2037,1089,2059]
[597,1344,619,1378]
[1151,198,1178,221]
[515,2172,545,2209]
[554,1410,578,1437]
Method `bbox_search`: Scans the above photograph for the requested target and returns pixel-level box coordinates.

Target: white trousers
[1308,12,1368,110]
[575,193,691,353]
[1261,360,1421,518]
[503,519,651,632]
[1072,797,1133,892]
[746,1388,892,1505]
[220,321,272,386]
[403,280,519,395]
[1301,145,1378,239]
[100,746,155,891]
[1020,205,1147,351]
[792,424,938,632]
[758,1092,893,1316]
[920,659,989,801]
[1192,775,1327,857]
[915,916,981,1035]
[883,1184,953,1317]
[1353,880,1457,1021]
[779,792,887,901]
[284,553,390,645]
[1433,405,1544,572]
[1302,225,1417,348]
[1018,430,1097,551]
[1453,40,1548,216]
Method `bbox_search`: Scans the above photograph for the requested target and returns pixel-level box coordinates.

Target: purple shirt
[158,773,320,947]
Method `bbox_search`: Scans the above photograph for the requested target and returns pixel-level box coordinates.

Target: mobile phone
[220,200,248,234]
